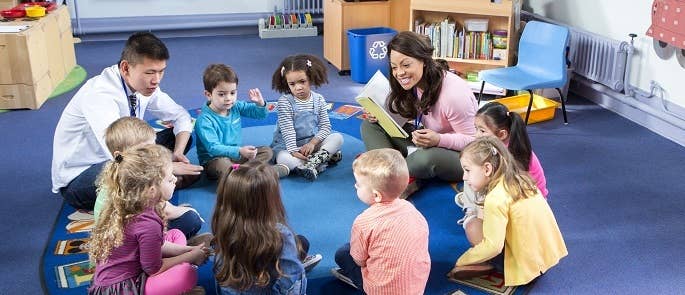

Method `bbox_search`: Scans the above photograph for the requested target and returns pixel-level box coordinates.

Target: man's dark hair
[119,32,169,65]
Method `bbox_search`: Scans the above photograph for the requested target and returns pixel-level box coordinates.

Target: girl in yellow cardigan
[448,136,567,286]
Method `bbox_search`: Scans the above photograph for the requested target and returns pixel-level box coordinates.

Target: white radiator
[522,11,630,93]
[568,29,629,92]
[282,0,323,15]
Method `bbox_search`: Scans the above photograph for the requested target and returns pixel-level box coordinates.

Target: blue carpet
[42,111,528,294]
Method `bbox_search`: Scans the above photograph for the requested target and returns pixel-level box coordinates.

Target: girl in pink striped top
[88,145,210,295]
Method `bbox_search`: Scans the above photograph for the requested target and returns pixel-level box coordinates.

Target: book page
[355,71,409,138]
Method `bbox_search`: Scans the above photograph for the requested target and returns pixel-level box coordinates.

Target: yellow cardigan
[456,180,568,286]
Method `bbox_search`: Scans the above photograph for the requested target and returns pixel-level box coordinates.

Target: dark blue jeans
[60,128,192,210]
[60,161,107,210]
[155,127,193,154]
[335,243,364,290]
[167,210,202,238]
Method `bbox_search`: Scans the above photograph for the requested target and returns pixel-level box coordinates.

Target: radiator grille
[282,0,322,15]
[569,29,629,92]
[522,11,630,92]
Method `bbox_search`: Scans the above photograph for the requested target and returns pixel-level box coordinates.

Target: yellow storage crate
[491,94,560,124]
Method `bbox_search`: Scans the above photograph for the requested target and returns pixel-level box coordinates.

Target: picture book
[448,271,517,295]
[355,70,409,138]
[55,260,95,288]
[66,219,94,234]
[329,104,363,120]
[54,237,90,255]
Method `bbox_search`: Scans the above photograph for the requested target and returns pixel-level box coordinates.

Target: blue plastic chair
[478,21,570,124]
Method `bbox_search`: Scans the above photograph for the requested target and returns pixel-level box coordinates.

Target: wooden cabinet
[323,0,390,72]
[410,0,519,75]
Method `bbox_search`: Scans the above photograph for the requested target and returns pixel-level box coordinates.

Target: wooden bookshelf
[410,0,519,75]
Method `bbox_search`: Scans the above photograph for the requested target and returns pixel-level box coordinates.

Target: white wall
[65,0,280,18]
[525,0,685,108]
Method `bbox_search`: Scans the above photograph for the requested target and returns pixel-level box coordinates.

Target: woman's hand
[362,109,378,123]
[239,145,258,159]
[299,142,316,157]
[248,88,266,106]
[411,128,440,148]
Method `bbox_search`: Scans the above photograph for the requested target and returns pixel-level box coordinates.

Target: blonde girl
[213,160,318,294]
[448,137,567,286]
[89,144,209,295]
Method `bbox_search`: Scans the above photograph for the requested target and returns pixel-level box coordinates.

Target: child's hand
[239,145,258,159]
[248,88,265,107]
[362,109,378,123]
[299,143,316,157]
[173,152,190,164]
[188,245,210,266]
[411,128,440,148]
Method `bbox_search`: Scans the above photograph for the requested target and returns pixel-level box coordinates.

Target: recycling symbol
[368,41,388,60]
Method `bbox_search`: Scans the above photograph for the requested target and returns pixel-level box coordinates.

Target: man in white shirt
[52,32,202,210]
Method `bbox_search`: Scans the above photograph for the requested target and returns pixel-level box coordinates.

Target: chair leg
[477,81,485,105]
[524,90,534,124]
[556,87,568,124]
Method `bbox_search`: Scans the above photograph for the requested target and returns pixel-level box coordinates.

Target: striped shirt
[350,199,431,295]
[276,91,332,153]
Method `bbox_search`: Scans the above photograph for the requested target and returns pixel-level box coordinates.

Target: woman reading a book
[360,31,478,198]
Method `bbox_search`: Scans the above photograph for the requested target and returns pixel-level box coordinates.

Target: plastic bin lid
[347,27,397,36]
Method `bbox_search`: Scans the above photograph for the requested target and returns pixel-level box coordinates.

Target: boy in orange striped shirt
[332,148,431,294]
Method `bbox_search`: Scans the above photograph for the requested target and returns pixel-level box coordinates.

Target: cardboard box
[0,72,53,109]
[0,22,50,85]
[0,5,76,109]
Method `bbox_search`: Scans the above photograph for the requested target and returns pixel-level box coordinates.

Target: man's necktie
[128,94,137,117]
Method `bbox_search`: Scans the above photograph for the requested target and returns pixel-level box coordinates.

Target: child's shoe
[400,177,422,199]
[296,164,318,181]
[273,164,290,178]
[309,149,331,167]
[455,191,466,209]
[446,263,495,281]
[67,209,94,221]
[330,268,359,289]
[303,254,323,272]
[328,150,343,165]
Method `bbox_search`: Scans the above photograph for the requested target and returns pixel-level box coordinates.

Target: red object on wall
[646,0,685,49]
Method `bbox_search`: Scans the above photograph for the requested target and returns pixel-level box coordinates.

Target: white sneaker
[273,164,290,178]
[302,254,322,272]
[454,192,466,209]
[330,268,358,289]
[67,209,94,221]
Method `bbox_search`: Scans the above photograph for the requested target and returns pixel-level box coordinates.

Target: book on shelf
[414,19,496,61]
[355,70,408,139]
